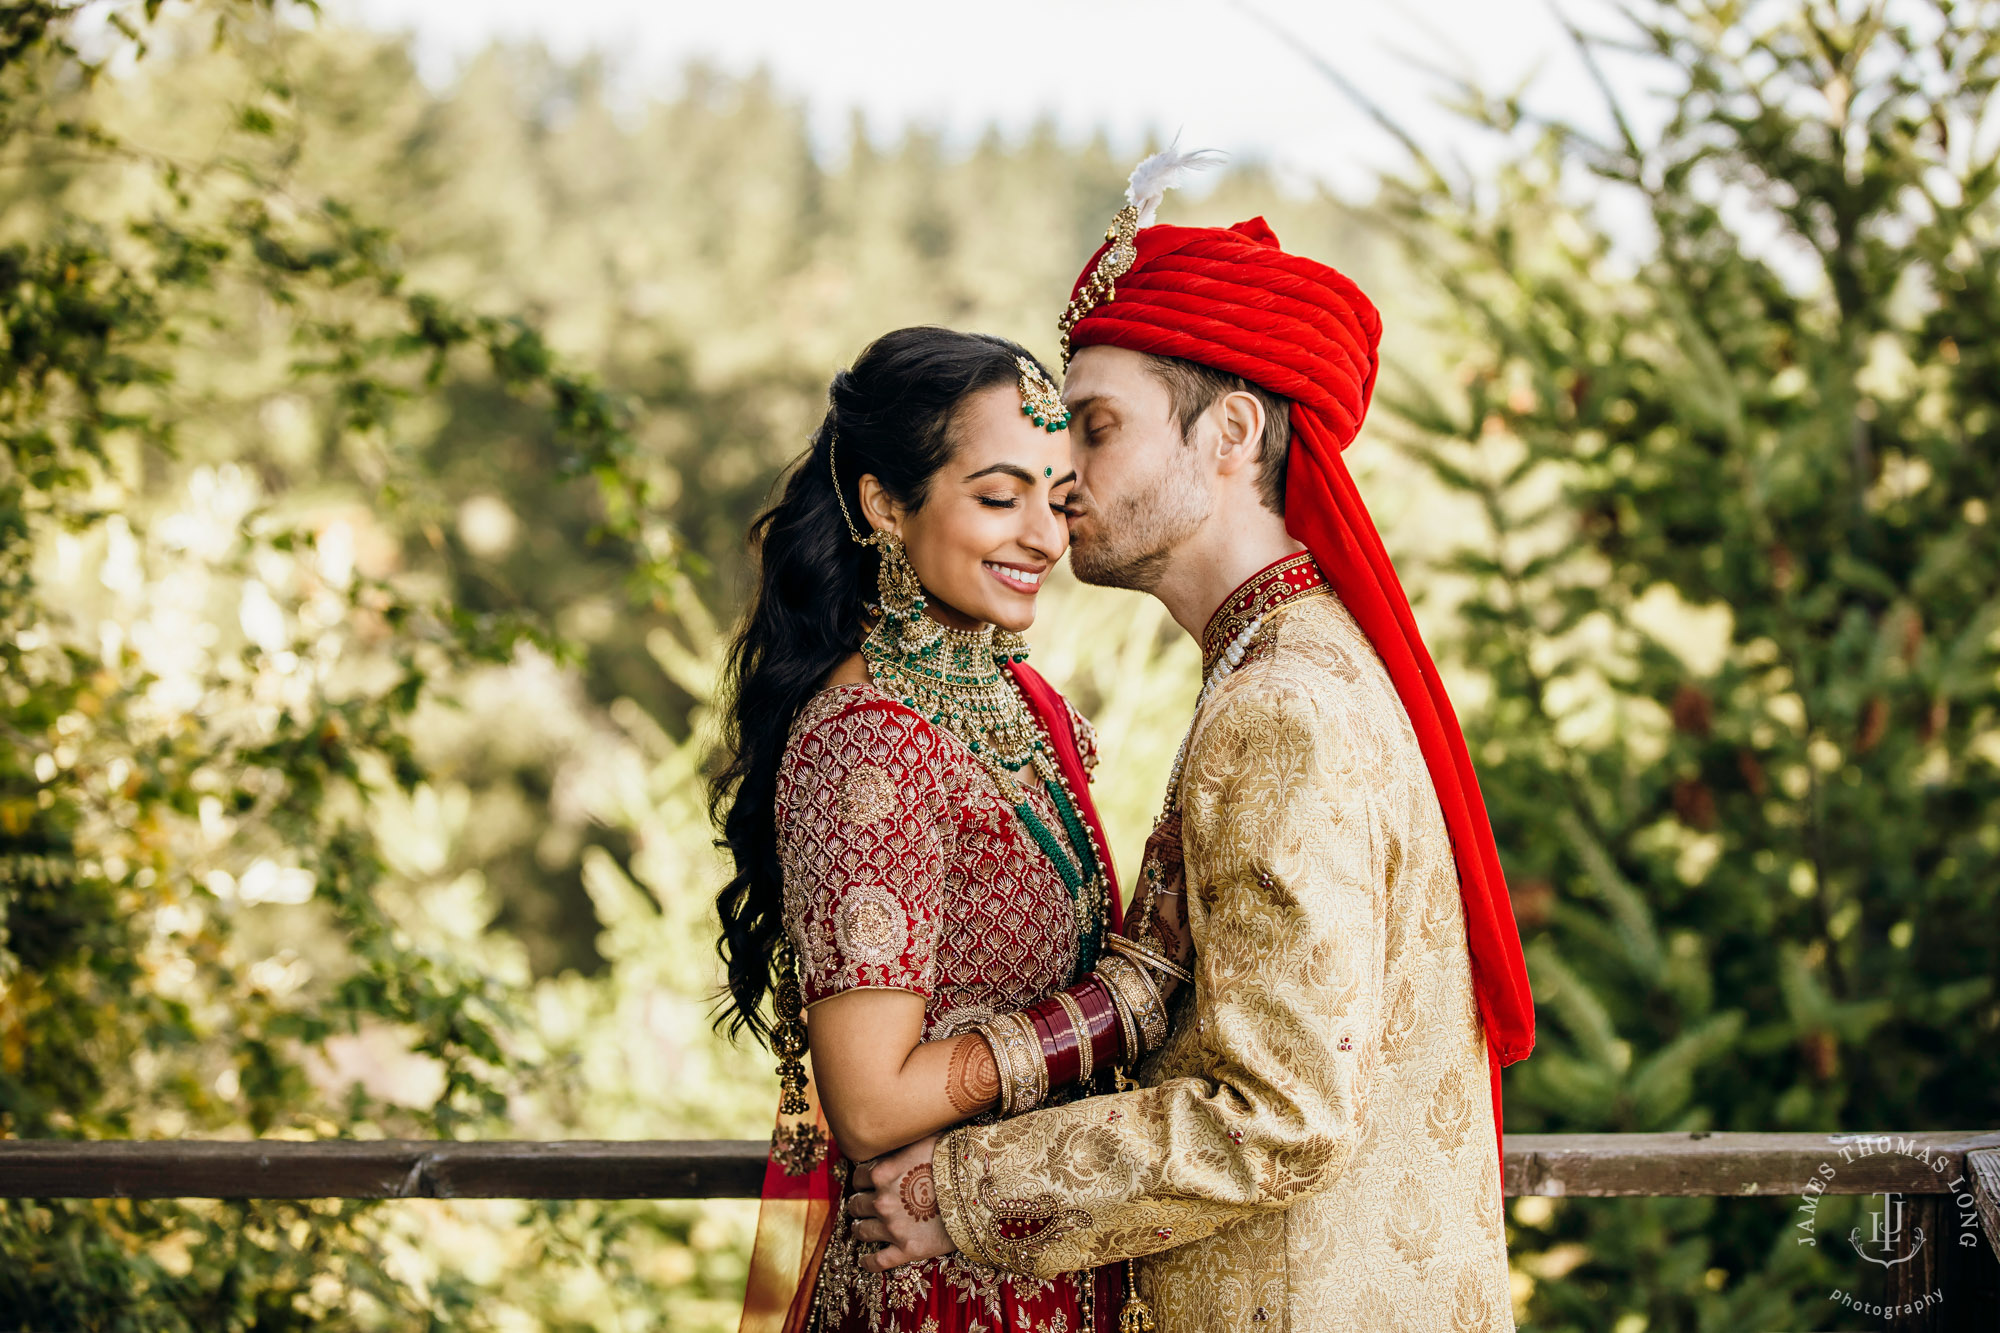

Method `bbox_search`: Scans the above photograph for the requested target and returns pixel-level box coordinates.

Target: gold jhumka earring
[830,428,946,658]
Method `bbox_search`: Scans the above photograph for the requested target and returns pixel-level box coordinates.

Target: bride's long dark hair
[711,326,1047,1044]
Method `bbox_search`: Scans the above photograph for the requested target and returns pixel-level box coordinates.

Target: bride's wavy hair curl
[711,326,1048,1044]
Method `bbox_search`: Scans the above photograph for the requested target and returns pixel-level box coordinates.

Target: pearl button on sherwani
[934,589,1515,1332]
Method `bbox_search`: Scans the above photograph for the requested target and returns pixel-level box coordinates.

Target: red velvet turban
[1064,216,1536,1141]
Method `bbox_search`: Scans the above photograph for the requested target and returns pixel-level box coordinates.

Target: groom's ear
[1211,390,1268,479]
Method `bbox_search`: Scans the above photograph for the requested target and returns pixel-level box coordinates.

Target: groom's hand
[848,1134,956,1271]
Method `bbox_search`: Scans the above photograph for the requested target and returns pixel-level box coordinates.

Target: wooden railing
[5,1131,1998,1331]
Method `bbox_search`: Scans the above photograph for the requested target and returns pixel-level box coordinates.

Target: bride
[712,327,1149,1333]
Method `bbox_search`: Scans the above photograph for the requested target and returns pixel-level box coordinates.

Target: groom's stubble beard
[1068,439,1211,593]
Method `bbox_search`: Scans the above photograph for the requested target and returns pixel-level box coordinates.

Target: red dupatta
[736,665,1120,1333]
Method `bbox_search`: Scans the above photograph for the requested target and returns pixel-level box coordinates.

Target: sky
[333,0,1652,199]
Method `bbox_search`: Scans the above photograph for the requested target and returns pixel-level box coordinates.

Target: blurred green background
[1,2,1995,1329]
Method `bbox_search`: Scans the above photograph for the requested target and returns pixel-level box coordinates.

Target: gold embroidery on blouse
[778,681,1117,1329]
[838,762,899,825]
[832,883,907,965]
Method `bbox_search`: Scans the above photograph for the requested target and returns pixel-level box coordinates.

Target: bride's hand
[848,1134,955,1272]
[1129,815,1192,970]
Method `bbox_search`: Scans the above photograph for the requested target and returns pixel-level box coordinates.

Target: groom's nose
[1059,484,1094,526]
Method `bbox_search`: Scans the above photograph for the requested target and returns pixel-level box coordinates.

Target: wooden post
[1940,1150,2000,1332]
[1970,1150,2000,1265]
[1885,1167,2000,1333]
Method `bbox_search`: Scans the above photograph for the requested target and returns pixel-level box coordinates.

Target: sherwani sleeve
[933,677,1390,1277]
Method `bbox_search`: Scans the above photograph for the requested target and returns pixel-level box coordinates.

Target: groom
[848,160,1536,1331]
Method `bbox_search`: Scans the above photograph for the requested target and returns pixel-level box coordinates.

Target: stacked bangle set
[976,943,1184,1117]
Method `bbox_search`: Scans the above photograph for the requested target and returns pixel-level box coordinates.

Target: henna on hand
[944,1033,999,1115]
[899,1163,938,1222]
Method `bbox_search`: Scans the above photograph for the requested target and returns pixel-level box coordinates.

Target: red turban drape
[1066,216,1534,1162]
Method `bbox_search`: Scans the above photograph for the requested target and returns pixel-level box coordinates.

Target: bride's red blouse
[776,680,1117,1333]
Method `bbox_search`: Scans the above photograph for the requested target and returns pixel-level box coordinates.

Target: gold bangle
[1106,932,1195,986]
[1004,1014,1039,1114]
[1095,956,1139,1045]
[988,1012,1044,1115]
[1093,969,1140,1065]
[1052,989,1091,1086]
[1098,954,1168,1056]
[1128,958,1171,1050]
[977,1026,1016,1117]
[1023,1010,1050,1110]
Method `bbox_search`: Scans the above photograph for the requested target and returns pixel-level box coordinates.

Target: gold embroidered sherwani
[933,577,1514,1332]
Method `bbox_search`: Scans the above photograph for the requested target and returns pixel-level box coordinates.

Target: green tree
[0,4,664,1326]
[1363,0,2000,1326]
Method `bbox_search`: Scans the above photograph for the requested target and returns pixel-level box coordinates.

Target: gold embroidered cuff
[932,1127,996,1268]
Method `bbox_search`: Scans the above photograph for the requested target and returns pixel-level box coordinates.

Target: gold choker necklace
[862,618,1046,772]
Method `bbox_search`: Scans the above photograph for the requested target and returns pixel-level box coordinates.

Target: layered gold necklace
[861,610,1109,982]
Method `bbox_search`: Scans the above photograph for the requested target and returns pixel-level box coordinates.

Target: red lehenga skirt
[809,1225,1120,1333]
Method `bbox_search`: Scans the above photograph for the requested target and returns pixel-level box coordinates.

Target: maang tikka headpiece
[1017,357,1069,432]
[1056,144,1225,367]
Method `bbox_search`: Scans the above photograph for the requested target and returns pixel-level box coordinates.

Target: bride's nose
[1019,494,1066,561]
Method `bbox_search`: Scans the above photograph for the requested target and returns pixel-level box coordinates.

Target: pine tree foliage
[1369,1,2000,1326]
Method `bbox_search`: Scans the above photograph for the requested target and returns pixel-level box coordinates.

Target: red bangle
[1028,1001,1080,1088]
[1072,978,1121,1072]
[1014,978,1127,1097]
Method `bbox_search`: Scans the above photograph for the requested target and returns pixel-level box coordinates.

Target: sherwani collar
[1199,550,1327,675]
